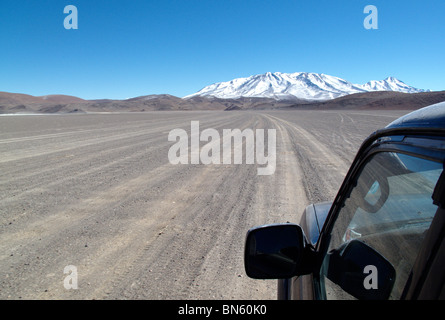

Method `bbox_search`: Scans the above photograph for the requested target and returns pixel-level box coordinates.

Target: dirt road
[0,110,408,299]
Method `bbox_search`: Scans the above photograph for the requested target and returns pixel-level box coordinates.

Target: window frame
[312,128,445,300]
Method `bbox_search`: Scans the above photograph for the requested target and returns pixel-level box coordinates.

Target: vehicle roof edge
[386,101,445,129]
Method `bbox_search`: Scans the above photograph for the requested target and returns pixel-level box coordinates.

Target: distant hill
[1,90,444,114]
[38,95,86,104]
[283,91,445,110]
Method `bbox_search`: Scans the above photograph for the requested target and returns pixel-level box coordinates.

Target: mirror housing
[244,223,310,279]
[327,240,396,300]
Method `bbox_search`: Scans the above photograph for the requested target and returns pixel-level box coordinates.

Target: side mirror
[327,240,396,300]
[244,223,307,279]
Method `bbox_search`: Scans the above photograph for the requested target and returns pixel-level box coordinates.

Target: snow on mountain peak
[184,72,428,101]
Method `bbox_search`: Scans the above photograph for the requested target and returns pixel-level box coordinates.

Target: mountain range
[184,72,429,101]
[1,72,443,114]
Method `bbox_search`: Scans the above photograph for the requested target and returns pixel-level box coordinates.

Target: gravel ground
[0,109,409,299]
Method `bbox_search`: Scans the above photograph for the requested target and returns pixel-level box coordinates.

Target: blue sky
[0,0,444,99]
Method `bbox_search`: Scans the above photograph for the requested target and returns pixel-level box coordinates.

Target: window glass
[322,152,442,300]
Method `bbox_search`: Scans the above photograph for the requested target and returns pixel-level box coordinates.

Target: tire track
[262,113,348,203]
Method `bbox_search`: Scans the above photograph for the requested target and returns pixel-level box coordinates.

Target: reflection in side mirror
[327,240,396,300]
[244,223,306,279]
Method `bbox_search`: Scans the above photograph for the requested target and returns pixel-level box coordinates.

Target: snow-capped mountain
[360,76,425,93]
[184,72,428,101]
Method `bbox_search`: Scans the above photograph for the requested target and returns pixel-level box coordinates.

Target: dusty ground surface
[0,110,409,300]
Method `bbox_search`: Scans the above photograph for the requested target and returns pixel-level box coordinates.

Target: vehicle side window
[321,151,443,300]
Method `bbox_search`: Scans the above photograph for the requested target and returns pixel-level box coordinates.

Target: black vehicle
[244,102,445,300]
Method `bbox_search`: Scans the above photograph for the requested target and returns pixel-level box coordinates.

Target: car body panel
[301,202,332,247]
